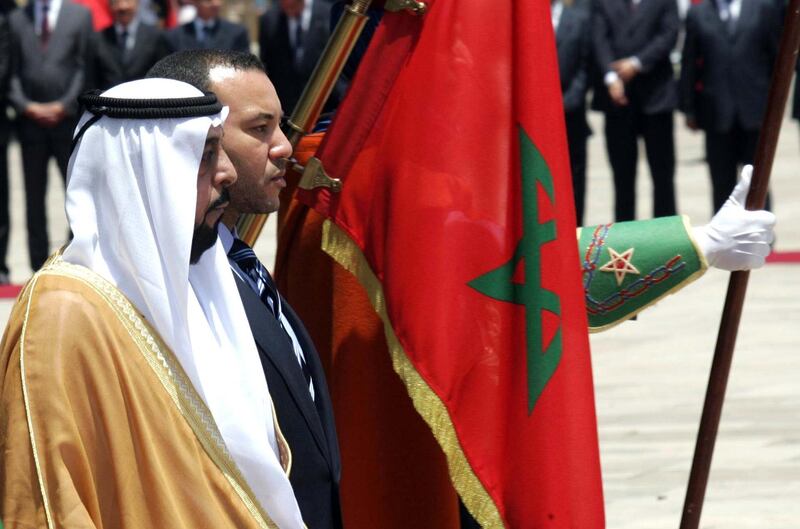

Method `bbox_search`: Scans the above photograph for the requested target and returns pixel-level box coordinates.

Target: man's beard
[190,222,219,264]
[190,189,230,264]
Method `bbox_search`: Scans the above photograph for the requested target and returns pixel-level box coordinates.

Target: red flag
[300,0,603,525]
[73,0,113,30]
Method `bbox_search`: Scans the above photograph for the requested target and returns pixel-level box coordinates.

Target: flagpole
[679,1,800,527]
[236,0,373,246]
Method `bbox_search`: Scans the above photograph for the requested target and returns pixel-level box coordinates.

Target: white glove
[692,165,776,271]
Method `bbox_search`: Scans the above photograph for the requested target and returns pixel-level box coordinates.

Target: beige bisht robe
[1,258,288,529]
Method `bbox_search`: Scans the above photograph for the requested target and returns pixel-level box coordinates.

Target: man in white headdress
[0,78,305,528]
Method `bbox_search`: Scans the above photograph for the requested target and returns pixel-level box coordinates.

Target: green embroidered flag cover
[579,216,706,331]
[299,0,604,525]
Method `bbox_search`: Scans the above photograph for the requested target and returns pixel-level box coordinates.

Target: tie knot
[228,237,257,262]
[228,238,282,319]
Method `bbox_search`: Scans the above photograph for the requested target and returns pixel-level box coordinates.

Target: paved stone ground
[1,111,797,528]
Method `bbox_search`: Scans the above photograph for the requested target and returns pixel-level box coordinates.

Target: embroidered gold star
[599,247,640,286]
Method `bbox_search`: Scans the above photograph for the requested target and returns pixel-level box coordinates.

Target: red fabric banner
[73,0,112,30]
[300,0,604,525]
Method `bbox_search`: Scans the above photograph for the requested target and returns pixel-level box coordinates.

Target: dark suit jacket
[557,4,591,117]
[258,0,344,113]
[234,274,343,529]
[7,1,93,117]
[591,0,679,114]
[90,23,168,90]
[163,19,250,54]
[680,0,781,132]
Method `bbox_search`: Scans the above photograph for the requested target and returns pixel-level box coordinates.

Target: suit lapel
[301,4,324,71]
[21,4,40,51]
[207,20,221,49]
[555,5,575,47]
[731,0,751,41]
[103,27,125,67]
[23,2,35,25]
[278,14,294,64]
[183,22,198,47]
[629,0,653,24]
[233,273,334,470]
[280,300,341,477]
[704,0,730,37]
[609,0,632,28]
[129,24,153,70]
[47,3,73,52]
[127,25,145,68]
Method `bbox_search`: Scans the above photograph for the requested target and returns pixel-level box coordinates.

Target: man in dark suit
[147,49,343,529]
[90,0,168,90]
[0,9,11,284]
[554,0,592,225]
[8,0,93,271]
[163,0,249,53]
[681,0,781,213]
[259,0,342,114]
[592,0,679,221]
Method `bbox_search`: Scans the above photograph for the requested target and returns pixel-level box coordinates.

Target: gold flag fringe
[321,220,505,528]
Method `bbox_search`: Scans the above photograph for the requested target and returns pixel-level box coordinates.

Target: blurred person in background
[553,0,592,225]
[7,0,93,272]
[259,0,343,114]
[0,8,11,284]
[89,0,169,90]
[680,0,780,213]
[164,0,249,53]
[592,0,679,221]
[138,0,174,26]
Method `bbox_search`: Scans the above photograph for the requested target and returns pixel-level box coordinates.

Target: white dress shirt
[35,0,62,37]
[287,0,313,63]
[115,19,139,52]
[551,0,564,30]
[717,0,742,23]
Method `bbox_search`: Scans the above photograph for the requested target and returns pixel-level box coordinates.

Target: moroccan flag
[298,0,603,525]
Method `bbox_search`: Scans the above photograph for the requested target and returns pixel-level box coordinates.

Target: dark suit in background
[163,18,250,53]
[234,274,343,529]
[555,0,592,225]
[592,0,679,221]
[8,0,93,271]
[681,0,780,212]
[0,11,11,282]
[259,0,343,114]
[90,22,168,90]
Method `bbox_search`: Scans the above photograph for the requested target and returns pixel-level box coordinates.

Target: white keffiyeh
[62,78,305,529]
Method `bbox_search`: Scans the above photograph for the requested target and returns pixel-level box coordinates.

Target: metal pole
[679,1,800,526]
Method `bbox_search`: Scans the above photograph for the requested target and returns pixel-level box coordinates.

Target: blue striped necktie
[228,237,282,319]
[228,237,315,397]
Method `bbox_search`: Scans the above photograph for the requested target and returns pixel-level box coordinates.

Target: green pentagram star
[468,127,562,414]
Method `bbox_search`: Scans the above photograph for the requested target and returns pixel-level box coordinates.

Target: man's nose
[269,128,293,162]
[216,148,238,187]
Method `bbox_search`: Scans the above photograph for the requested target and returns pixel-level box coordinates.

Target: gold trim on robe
[2,258,283,528]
